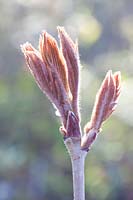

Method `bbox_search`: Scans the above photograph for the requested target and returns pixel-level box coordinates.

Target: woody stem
[64,138,87,200]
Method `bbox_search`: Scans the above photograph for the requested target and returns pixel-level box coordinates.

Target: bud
[21,28,81,136]
[60,111,81,139]
[82,70,121,150]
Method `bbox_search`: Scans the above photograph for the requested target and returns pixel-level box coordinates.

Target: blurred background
[0,0,133,199]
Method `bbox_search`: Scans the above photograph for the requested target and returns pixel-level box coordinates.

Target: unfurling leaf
[58,27,80,119]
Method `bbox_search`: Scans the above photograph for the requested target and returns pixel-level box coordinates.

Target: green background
[0,0,132,199]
